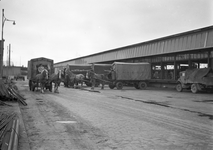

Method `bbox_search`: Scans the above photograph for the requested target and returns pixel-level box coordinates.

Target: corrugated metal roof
[54,26,213,67]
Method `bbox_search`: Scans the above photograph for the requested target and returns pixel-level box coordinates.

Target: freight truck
[107,62,151,90]
[176,68,213,93]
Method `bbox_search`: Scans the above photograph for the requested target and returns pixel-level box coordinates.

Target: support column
[150,57,153,79]
[188,54,192,69]
[174,55,177,80]
[208,50,211,68]
[160,61,164,79]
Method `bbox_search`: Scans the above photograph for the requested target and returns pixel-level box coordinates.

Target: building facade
[3,66,27,79]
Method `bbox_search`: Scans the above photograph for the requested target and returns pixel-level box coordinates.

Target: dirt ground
[1,80,213,150]
[17,83,117,150]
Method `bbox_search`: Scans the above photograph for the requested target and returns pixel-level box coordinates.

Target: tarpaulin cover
[93,64,112,74]
[184,68,213,85]
[112,62,151,80]
[27,58,54,79]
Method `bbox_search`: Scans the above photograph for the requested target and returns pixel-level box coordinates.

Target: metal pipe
[12,119,19,150]
[7,120,16,150]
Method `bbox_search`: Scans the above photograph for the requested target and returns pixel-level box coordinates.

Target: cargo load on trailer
[108,62,151,89]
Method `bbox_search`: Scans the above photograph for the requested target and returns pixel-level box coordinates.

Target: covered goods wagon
[28,57,54,91]
[108,62,151,89]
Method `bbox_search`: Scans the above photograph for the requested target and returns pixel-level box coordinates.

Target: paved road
[18,81,213,150]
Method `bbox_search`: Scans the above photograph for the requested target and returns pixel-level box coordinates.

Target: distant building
[3,66,27,80]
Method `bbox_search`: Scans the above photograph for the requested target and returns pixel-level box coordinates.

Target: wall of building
[3,66,27,79]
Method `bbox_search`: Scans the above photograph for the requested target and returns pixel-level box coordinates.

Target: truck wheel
[191,83,199,93]
[138,82,147,90]
[116,82,123,90]
[134,83,139,89]
[109,83,115,89]
[176,83,183,92]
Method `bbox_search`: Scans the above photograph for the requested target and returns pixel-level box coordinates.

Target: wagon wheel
[191,83,199,93]
[138,82,147,90]
[134,83,139,89]
[109,83,115,89]
[116,82,123,90]
[176,83,183,92]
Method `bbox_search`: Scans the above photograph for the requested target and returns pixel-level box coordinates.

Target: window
[200,63,208,68]
[162,56,174,62]
[180,72,185,77]
[176,54,189,61]
[190,52,208,60]
[135,58,151,63]
[152,57,161,63]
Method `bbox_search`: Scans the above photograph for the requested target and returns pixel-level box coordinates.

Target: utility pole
[8,43,10,67]
[1,9,15,78]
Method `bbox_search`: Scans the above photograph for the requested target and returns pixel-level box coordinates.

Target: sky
[0,0,212,67]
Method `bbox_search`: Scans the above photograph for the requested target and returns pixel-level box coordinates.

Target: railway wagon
[27,57,54,91]
[108,62,151,90]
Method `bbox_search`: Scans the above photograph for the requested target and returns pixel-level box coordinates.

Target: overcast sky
[0,0,212,67]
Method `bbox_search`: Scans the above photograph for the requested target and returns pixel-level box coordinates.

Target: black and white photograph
[0,0,212,149]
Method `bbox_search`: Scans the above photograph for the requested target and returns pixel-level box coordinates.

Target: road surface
[17,81,213,150]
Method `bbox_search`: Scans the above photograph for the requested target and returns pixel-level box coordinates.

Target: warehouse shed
[54,25,213,86]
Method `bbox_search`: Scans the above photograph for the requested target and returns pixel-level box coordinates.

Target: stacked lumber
[0,113,19,150]
[0,79,27,106]
[0,80,10,98]
[7,86,27,106]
